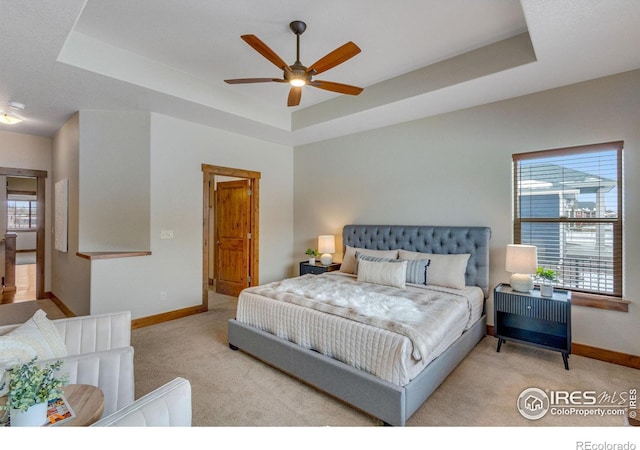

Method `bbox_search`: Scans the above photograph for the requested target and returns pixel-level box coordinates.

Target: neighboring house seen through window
[7,198,38,230]
[513,141,623,299]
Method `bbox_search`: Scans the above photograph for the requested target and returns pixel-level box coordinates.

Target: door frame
[201,164,260,310]
[0,166,47,299]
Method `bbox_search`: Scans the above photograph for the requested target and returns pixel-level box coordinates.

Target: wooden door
[214,180,250,296]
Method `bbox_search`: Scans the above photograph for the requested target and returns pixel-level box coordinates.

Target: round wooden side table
[1,383,104,427]
[56,384,104,427]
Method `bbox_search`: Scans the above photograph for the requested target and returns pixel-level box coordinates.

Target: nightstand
[494,283,572,370]
[299,261,341,275]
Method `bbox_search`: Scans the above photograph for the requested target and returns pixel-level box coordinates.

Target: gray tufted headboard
[343,225,492,297]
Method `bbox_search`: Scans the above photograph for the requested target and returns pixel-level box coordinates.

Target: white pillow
[340,245,398,274]
[0,309,68,365]
[398,250,470,290]
[356,253,430,285]
[357,259,407,289]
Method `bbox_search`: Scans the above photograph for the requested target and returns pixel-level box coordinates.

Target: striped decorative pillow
[340,246,399,274]
[355,252,430,285]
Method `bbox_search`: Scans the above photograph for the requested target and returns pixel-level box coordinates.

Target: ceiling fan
[225,20,363,107]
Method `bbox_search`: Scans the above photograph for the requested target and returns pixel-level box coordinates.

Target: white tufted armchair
[91,377,192,426]
[0,311,135,417]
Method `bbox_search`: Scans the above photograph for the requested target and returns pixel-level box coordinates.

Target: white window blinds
[513,141,623,296]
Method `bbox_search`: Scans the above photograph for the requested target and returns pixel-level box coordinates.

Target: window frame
[6,198,38,231]
[512,141,626,310]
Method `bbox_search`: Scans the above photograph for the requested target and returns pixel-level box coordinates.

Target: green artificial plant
[536,267,558,284]
[305,248,319,257]
[0,357,68,412]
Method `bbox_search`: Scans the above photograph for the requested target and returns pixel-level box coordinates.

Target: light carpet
[0,299,67,325]
[131,294,639,428]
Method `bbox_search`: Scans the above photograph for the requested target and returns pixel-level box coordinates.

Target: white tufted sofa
[0,311,135,417]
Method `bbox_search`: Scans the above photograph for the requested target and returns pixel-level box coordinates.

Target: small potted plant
[0,357,68,427]
[305,248,319,265]
[536,267,558,297]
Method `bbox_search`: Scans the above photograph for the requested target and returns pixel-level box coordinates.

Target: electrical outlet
[160,230,174,239]
[160,291,167,301]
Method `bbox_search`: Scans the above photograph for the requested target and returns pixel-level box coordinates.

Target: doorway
[0,167,47,302]
[201,164,260,309]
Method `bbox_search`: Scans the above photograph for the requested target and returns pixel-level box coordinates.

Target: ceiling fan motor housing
[286,61,311,85]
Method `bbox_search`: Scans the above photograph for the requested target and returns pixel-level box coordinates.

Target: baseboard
[46,292,205,329]
[131,305,207,329]
[486,325,639,370]
[46,292,76,317]
[571,342,640,369]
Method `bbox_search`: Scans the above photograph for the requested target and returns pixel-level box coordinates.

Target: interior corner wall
[78,111,150,252]
[51,113,91,316]
[0,130,53,291]
[0,176,4,278]
[293,69,640,357]
[87,113,294,319]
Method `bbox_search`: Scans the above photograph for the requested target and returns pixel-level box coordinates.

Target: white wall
[294,69,640,357]
[89,113,294,319]
[51,114,91,316]
[15,231,36,251]
[78,111,150,252]
[0,130,52,290]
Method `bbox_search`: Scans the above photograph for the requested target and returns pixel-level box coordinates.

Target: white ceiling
[1,0,639,146]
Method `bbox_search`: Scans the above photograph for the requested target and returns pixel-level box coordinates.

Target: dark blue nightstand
[299,261,341,275]
[494,283,572,369]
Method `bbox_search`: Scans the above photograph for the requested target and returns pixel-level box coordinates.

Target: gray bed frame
[228,225,491,426]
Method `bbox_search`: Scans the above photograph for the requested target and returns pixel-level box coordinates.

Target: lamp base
[510,273,533,292]
[320,254,333,265]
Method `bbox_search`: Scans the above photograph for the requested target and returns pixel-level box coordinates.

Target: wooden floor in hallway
[2,262,36,304]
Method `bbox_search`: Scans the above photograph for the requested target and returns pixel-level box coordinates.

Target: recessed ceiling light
[0,101,25,124]
[0,113,22,125]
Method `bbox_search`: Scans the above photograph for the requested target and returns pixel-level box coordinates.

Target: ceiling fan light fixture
[225,21,362,107]
[1,101,26,125]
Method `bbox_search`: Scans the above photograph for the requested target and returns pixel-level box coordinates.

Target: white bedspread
[236,272,484,386]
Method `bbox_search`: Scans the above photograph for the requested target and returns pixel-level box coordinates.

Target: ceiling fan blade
[241,35,292,72]
[287,86,302,107]
[310,80,363,96]
[307,42,361,75]
[224,78,283,84]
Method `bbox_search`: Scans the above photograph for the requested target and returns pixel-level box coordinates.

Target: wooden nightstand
[299,261,341,275]
[494,283,572,370]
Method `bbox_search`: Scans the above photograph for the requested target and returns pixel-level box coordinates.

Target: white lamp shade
[505,244,537,292]
[318,235,335,265]
[505,244,537,274]
[318,235,336,254]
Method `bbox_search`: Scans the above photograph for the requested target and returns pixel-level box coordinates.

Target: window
[513,141,623,298]
[7,199,38,230]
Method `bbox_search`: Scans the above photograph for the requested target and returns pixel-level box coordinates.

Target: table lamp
[318,235,336,265]
[505,244,537,292]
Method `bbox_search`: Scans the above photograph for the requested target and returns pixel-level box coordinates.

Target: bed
[228,224,491,426]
